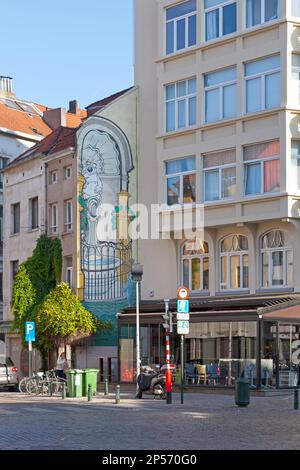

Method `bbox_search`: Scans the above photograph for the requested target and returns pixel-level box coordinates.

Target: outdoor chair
[207,364,220,385]
[196,364,207,384]
[185,363,197,384]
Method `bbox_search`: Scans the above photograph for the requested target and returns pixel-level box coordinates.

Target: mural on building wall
[77,117,135,345]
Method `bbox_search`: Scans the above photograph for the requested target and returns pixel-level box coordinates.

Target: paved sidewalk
[0,391,299,450]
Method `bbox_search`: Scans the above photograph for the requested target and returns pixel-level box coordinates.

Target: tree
[34,283,110,349]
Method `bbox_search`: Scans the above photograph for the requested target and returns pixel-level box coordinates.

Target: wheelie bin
[66,369,83,398]
[235,377,250,407]
[82,369,99,396]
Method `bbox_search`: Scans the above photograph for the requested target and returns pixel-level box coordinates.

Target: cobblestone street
[0,391,299,450]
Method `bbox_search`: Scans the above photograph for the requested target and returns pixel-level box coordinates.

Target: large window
[205,0,237,41]
[245,55,280,114]
[244,140,280,195]
[182,240,209,291]
[246,0,279,28]
[292,54,300,105]
[291,141,300,190]
[292,0,300,17]
[166,78,197,132]
[166,157,196,205]
[29,197,39,230]
[203,149,236,201]
[204,67,237,123]
[261,230,293,288]
[11,203,20,235]
[220,235,249,290]
[166,0,196,55]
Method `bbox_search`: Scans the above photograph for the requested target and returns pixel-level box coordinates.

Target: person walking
[55,352,69,380]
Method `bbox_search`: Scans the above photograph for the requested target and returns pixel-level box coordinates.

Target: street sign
[177,313,190,321]
[177,286,190,300]
[177,320,189,335]
[25,322,36,342]
[177,299,189,313]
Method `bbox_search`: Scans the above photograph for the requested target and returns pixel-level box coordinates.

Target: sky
[0,0,134,109]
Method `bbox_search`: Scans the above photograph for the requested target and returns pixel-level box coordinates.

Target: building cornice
[0,127,44,142]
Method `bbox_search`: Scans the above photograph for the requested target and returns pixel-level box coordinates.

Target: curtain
[246,0,261,27]
[205,170,219,201]
[206,10,219,41]
[264,159,280,193]
[245,163,261,194]
[292,0,300,17]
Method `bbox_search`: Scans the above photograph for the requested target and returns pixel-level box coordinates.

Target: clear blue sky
[1,0,134,109]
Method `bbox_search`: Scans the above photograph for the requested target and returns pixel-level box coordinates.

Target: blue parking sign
[177,300,189,313]
[25,322,36,342]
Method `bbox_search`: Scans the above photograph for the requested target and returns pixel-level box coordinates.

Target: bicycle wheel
[26,378,39,395]
[18,377,29,394]
[50,380,61,396]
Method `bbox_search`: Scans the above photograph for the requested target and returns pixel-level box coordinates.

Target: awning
[262,305,300,322]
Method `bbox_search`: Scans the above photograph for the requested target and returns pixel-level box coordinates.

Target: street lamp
[131,263,143,384]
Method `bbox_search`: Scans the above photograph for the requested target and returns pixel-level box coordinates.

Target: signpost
[25,322,35,377]
[177,287,190,405]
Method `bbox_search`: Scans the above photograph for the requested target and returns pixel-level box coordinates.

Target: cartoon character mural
[77,117,134,302]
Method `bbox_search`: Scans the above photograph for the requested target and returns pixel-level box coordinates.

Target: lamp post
[131,263,143,386]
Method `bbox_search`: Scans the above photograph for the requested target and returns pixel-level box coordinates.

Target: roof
[86,87,134,116]
[5,126,77,170]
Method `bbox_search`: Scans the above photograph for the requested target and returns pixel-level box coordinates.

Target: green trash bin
[66,369,83,398]
[82,369,99,396]
[235,377,250,407]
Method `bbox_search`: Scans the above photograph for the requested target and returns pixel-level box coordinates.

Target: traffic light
[162,311,173,333]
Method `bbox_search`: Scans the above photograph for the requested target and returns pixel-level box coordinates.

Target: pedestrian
[55,352,69,380]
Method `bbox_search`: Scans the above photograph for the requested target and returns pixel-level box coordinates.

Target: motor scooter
[136,365,166,399]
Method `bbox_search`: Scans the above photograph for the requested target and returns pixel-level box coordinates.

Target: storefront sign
[177,313,190,321]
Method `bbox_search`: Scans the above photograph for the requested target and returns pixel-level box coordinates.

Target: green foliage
[12,265,36,338]
[35,283,110,349]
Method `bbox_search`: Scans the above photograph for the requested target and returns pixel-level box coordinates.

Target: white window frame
[291,140,300,191]
[50,170,58,184]
[50,203,58,234]
[181,243,210,292]
[11,202,20,235]
[244,155,280,196]
[245,58,280,114]
[204,68,237,122]
[64,166,72,180]
[64,200,73,232]
[66,266,73,289]
[245,0,279,29]
[204,0,237,42]
[165,158,196,206]
[203,163,236,201]
[165,2,197,55]
[260,231,293,288]
[292,54,300,105]
[165,78,197,132]
[219,236,249,291]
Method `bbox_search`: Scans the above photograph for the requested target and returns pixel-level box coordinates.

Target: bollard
[48,380,52,397]
[294,389,299,410]
[104,378,109,397]
[115,385,120,404]
[62,381,66,400]
[88,384,93,402]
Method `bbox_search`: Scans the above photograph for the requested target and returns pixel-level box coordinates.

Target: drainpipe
[44,162,48,234]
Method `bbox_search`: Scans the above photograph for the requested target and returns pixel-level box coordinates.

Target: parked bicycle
[18,369,68,396]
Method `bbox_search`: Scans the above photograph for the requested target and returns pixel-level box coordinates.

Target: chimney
[68,100,78,114]
[0,76,15,98]
[43,108,67,130]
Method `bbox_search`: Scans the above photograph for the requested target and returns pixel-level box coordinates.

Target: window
[64,200,73,231]
[246,0,279,28]
[244,140,280,195]
[50,203,58,234]
[245,55,280,113]
[165,157,196,205]
[166,78,197,132]
[204,67,237,122]
[11,203,20,234]
[11,260,19,282]
[0,273,3,302]
[0,157,8,189]
[64,166,72,180]
[205,0,237,41]
[166,0,196,54]
[261,230,293,288]
[291,141,300,190]
[50,170,58,184]
[182,240,209,291]
[29,197,38,230]
[203,149,236,201]
[65,257,73,289]
[292,54,300,105]
[220,235,249,290]
[292,0,300,16]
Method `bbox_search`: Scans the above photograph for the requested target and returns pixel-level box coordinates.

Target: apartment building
[118,0,300,388]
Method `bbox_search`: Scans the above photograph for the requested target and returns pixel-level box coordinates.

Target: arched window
[220,235,249,290]
[261,230,293,288]
[182,240,209,291]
